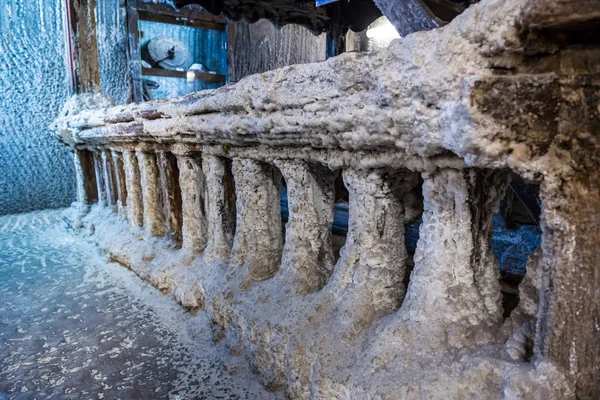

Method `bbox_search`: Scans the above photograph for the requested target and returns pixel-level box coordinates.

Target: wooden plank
[126,0,144,103]
[136,2,227,24]
[138,10,225,30]
[227,22,236,83]
[142,67,226,83]
[68,0,100,92]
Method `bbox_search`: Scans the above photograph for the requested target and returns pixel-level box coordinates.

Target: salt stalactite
[101,150,117,207]
[276,160,336,294]
[202,155,236,261]
[231,158,283,284]
[111,150,128,215]
[93,151,107,206]
[331,168,419,335]
[401,168,511,349]
[136,149,166,237]
[122,151,144,228]
[176,153,208,254]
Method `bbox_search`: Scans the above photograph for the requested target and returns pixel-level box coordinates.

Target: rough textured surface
[0,0,76,215]
[176,152,208,253]
[231,158,283,284]
[0,209,282,399]
[276,161,336,295]
[52,0,599,397]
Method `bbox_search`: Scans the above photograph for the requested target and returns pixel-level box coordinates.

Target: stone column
[122,151,143,227]
[331,168,419,333]
[231,158,283,283]
[534,174,600,398]
[111,150,128,214]
[276,160,336,294]
[400,168,511,347]
[136,148,166,237]
[101,150,117,207]
[202,155,236,261]
[176,152,208,253]
[93,151,107,206]
[157,151,183,245]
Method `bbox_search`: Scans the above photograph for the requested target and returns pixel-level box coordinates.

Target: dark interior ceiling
[172,0,478,34]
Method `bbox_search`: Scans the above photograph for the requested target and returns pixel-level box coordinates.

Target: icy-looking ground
[0,209,283,400]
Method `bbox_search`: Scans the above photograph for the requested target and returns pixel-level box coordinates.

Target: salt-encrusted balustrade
[136,147,166,237]
[52,0,599,397]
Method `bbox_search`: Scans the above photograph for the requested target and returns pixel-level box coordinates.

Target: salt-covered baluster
[136,148,166,237]
[174,150,208,253]
[157,151,183,246]
[202,155,236,261]
[401,168,511,347]
[331,168,419,333]
[111,150,128,214]
[122,150,143,227]
[231,158,283,284]
[276,160,336,294]
[101,150,117,207]
[73,149,97,206]
[93,150,107,206]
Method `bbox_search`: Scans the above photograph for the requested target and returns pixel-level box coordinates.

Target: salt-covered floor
[0,209,282,400]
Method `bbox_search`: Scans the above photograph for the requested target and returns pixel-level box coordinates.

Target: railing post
[111,150,128,214]
[231,158,283,284]
[93,150,107,206]
[276,160,336,294]
[174,148,208,253]
[122,150,144,227]
[202,155,236,261]
[101,150,117,208]
[157,150,183,245]
[401,168,511,347]
[331,168,419,333]
[136,147,166,237]
[73,148,97,207]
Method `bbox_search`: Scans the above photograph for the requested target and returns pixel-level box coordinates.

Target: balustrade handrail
[50,0,600,398]
[54,0,598,180]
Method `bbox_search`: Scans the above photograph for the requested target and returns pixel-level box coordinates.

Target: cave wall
[0,0,75,215]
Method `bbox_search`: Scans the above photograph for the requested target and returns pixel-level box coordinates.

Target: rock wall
[0,0,75,215]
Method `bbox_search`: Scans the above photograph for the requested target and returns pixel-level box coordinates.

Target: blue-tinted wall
[0,0,75,215]
[138,19,228,99]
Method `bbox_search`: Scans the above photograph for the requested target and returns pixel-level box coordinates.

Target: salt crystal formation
[53,0,600,398]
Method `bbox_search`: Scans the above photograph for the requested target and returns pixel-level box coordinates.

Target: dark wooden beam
[67,0,100,92]
[142,67,226,83]
[136,2,228,24]
[137,9,226,31]
[126,0,143,103]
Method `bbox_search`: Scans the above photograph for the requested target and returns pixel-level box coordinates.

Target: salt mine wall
[0,0,75,215]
